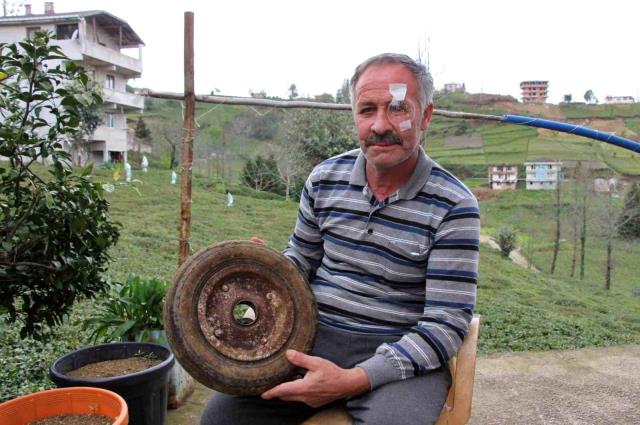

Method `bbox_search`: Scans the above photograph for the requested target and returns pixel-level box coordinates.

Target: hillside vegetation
[132,93,640,179]
[1,165,638,402]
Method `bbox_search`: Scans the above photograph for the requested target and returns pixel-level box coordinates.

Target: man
[201,53,480,425]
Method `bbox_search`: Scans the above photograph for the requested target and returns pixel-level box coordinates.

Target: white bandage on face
[399,120,412,131]
[389,83,407,103]
[388,83,412,131]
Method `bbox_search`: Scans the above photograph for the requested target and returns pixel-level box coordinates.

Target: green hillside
[133,93,640,179]
[94,168,640,353]
[2,165,638,401]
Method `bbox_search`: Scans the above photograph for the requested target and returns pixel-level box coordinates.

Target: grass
[2,145,639,401]
[103,168,640,354]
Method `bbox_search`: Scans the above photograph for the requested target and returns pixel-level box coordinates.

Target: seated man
[201,53,480,425]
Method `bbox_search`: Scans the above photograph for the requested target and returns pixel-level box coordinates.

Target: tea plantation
[2,166,638,402]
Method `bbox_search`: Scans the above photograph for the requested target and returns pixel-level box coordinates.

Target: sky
[22,0,640,104]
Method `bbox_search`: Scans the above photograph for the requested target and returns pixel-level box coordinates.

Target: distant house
[0,2,145,165]
[520,81,549,103]
[443,83,465,94]
[594,178,618,194]
[603,96,635,104]
[488,165,518,190]
[524,160,562,190]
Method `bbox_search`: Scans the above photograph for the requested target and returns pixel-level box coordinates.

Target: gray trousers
[200,324,451,425]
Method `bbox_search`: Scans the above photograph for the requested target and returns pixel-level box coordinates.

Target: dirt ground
[167,345,640,425]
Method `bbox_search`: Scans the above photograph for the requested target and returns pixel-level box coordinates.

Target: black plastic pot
[50,342,175,425]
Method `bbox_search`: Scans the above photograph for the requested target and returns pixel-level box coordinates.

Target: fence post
[179,11,195,266]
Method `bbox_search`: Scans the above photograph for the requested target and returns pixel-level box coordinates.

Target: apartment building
[443,82,465,94]
[520,81,549,103]
[0,2,144,164]
[524,159,562,190]
[487,165,518,190]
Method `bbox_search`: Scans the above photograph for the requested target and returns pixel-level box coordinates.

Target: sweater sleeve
[282,175,324,281]
[357,196,480,389]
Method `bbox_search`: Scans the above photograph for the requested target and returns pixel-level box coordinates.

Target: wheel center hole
[233,301,257,326]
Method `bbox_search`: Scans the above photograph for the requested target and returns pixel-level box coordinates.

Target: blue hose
[502,114,640,153]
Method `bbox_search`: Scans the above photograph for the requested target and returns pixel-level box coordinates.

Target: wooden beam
[178,12,195,266]
[143,90,504,121]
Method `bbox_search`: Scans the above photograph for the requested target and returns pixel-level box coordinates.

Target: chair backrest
[435,316,481,425]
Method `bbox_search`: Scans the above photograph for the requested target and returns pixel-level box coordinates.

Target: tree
[135,117,151,139]
[568,162,590,278]
[617,183,640,239]
[133,117,152,155]
[149,119,180,169]
[282,109,358,177]
[550,178,562,274]
[2,0,24,16]
[288,83,298,100]
[494,227,517,258]
[336,79,350,104]
[584,89,598,104]
[241,154,285,195]
[69,79,103,166]
[563,94,572,103]
[314,93,335,103]
[0,32,120,337]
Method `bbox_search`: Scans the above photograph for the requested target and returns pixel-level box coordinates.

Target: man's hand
[261,349,370,408]
[249,236,266,244]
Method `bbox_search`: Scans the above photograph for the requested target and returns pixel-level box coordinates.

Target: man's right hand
[249,236,266,245]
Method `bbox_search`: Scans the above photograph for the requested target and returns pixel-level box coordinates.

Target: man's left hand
[261,349,370,408]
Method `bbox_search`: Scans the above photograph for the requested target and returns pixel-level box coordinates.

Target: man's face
[354,63,433,171]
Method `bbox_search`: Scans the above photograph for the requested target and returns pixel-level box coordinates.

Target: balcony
[103,88,144,110]
[92,125,128,152]
[81,41,142,77]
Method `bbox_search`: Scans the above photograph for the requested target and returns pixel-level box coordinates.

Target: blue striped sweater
[283,147,480,389]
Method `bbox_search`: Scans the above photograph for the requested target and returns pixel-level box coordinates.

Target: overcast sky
[31,0,640,104]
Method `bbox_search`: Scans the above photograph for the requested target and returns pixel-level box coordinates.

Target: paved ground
[167,345,640,425]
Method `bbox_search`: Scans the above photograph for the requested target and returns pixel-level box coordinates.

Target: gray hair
[349,53,434,111]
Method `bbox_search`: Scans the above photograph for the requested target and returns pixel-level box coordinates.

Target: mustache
[364,132,403,147]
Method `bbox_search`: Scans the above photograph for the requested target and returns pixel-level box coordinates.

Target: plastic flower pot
[0,386,128,425]
[50,342,174,425]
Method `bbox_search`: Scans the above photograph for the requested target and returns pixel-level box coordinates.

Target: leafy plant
[0,31,120,338]
[493,226,517,258]
[83,274,168,343]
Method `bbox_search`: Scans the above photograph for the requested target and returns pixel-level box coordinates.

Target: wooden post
[179,12,195,266]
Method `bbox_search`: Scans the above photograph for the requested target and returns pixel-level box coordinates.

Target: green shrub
[0,32,120,338]
[83,274,168,343]
[494,226,517,257]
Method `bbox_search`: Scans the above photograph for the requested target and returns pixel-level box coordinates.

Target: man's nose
[371,108,393,135]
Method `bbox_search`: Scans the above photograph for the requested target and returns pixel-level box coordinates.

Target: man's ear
[420,103,434,131]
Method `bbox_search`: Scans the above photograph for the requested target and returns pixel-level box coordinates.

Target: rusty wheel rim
[164,241,318,395]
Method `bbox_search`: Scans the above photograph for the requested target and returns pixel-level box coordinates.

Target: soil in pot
[65,357,162,379]
[29,414,112,425]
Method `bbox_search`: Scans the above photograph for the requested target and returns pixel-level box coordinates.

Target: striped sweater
[283,147,480,389]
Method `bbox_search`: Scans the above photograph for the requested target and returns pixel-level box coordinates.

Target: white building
[603,96,635,104]
[524,160,562,190]
[443,83,465,94]
[0,2,144,164]
[488,165,518,190]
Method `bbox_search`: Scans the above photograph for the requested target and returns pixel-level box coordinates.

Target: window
[106,75,115,90]
[27,27,41,40]
[56,23,78,40]
[106,113,115,128]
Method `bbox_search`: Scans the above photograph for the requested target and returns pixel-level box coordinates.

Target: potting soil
[65,357,162,378]
[29,414,112,425]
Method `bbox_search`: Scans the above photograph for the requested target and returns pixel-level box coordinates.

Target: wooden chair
[301,317,480,425]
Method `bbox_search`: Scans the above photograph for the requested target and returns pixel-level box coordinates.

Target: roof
[0,10,144,47]
[524,158,563,164]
